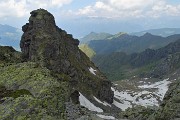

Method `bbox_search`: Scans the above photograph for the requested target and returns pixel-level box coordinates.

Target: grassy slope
[79,44,96,59]
[0,62,70,119]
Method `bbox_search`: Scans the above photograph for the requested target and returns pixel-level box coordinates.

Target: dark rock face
[98,80,114,103]
[70,90,80,104]
[20,9,113,104]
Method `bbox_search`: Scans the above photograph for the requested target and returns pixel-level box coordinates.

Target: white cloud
[75,0,180,19]
[0,0,27,18]
[78,6,95,15]
[149,1,180,18]
[52,0,72,6]
[0,0,73,18]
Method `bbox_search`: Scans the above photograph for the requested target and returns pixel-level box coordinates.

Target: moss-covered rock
[0,46,21,65]
[0,62,71,119]
[118,105,156,120]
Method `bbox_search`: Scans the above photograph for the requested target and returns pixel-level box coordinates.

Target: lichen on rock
[0,62,71,119]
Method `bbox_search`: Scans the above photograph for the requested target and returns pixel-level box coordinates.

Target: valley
[0,8,180,120]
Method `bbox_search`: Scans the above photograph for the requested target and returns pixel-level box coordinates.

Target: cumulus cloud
[148,1,180,18]
[0,0,73,18]
[0,0,27,18]
[75,0,180,19]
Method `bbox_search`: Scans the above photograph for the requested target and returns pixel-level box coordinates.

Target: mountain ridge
[131,28,180,37]
[93,38,180,81]
[89,33,180,55]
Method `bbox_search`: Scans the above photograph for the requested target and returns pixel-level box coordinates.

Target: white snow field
[112,78,172,111]
[79,92,103,112]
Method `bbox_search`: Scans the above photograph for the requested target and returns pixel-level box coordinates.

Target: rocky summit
[0,9,113,120]
[20,9,113,103]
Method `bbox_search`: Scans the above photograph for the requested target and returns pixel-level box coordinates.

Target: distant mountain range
[0,24,22,50]
[78,29,180,81]
[131,28,180,37]
[79,32,180,58]
[80,28,180,44]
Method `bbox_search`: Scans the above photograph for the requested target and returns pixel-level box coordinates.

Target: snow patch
[89,67,97,75]
[138,78,171,100]
[96,114,115,119]
[113,100,132,111]
[94,96,111,107]
[111,78,172,111]
[79,92,103,112]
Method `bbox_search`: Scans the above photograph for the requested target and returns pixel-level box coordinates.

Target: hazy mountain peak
[143,32,153,36]
[131,28,180,37]
[80,32,112,43]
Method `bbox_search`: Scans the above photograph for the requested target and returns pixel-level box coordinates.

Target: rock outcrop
[20,9,113,104]
[0,9,114,120]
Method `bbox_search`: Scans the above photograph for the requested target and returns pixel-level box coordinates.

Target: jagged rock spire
[20,8,114,104]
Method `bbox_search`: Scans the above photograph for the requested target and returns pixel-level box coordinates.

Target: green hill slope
[79,44,96,59]
[93,38,180,81]
[80,32,112,44]
[89,33,180,55]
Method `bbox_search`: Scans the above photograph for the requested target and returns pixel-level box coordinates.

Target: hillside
[79,32,112,44]
[93,38,180,81]
[0,24,22,50]
[88,33,180,55]
[79,44,96,58]
[90,36,180,120]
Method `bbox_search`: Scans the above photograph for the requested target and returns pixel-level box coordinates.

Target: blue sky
[1,0,180,38]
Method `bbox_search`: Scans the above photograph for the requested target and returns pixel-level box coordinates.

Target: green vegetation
[0,62,70,119]
[107,32,127,40]
[80,32,112,44]
[0,85,32,102]
[79,44,96,59]
[101,62,158,81]
[88,33,180,55]
[0,46,21,64]
[93,38,180,81]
